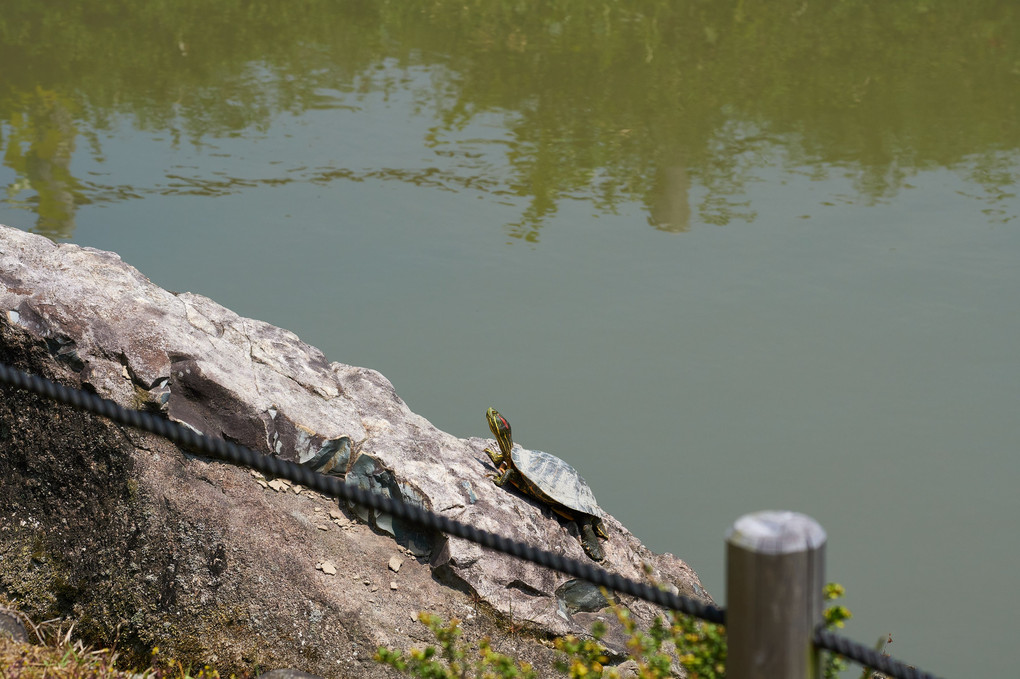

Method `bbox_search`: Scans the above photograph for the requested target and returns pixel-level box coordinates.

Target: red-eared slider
[484,408,609,561]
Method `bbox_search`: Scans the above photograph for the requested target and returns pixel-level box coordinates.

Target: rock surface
[0,224,711,677]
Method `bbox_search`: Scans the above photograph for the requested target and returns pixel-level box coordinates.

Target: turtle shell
[509,444,603,519]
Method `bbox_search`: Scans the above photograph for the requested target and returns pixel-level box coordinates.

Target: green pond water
[2,2,1019,676]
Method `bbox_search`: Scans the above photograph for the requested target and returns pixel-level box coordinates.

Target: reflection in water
[0,2,1018,239]
[648,164,692,233]
[2,88,82,239]
[76,164,512,201]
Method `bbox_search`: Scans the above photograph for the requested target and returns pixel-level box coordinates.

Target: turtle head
[486,408,513,456]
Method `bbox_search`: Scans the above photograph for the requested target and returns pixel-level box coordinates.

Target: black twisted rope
[0,361,949,679]
[0,361,722,624]
[814,628,945,679]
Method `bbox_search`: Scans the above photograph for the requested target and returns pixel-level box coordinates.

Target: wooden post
[726,510,827,679]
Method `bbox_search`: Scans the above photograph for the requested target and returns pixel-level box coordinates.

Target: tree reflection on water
[1,0,1017,240]
[2,88,83,239]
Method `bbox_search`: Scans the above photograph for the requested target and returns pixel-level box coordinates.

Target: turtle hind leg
[580,520,605,562]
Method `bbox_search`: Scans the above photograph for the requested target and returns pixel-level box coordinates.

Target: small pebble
[390,581,398,590]
[328,509,345,520]
[267,479,287,492]
[388,556,403,573]
[292,486,303,495]
[370,585,379,593]
[317,561,337,576]
[316,525,329,531]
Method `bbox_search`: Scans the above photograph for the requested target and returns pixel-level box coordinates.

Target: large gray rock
[0,224,710,677]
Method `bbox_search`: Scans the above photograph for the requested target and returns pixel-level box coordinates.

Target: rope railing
[0,360,944,679]
[815,628,932,679]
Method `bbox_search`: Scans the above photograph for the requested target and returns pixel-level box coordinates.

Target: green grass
[0,619,246,679]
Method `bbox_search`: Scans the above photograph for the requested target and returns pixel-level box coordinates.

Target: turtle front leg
[485,446,518,487]
[484,446,505,467]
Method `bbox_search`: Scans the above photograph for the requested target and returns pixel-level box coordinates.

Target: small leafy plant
[823,583,892,679]
[374,611,536,679]
[552,620,610,677]
[554,594,724,679]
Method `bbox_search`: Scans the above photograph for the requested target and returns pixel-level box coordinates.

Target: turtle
[484,407,609,561]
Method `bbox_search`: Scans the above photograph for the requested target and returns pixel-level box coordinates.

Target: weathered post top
[728,510,827,554]
[726,510,827,679]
